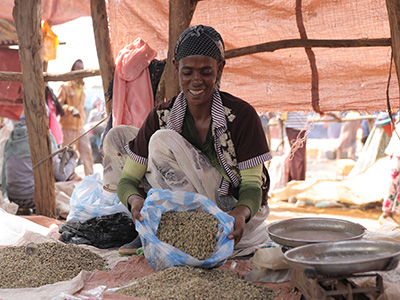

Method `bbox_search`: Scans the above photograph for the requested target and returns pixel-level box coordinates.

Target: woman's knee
[103,125,139,154]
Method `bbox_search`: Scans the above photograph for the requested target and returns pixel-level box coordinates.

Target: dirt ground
[267,200,383,232]
[10,135,391,299]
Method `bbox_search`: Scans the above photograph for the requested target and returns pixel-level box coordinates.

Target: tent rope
[32,117,107,169]
[286,121,314,162]
[386,49,400,142]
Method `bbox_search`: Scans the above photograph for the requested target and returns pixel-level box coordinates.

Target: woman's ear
[172,58,179,73]
[217,59,225,78]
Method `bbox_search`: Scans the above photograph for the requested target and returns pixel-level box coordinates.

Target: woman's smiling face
[175,55,223,108]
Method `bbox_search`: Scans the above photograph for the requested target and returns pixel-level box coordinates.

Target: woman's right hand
[127,194,145,223]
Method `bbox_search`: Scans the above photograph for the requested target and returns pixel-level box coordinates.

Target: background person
[380,116,400,224]
[284,112,308,182]
[1,113,77,215]
[57,59,94,175]
[335,111,361,160]
[85,94,106,164]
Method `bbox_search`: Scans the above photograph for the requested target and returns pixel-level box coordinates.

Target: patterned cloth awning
[0,19,17,46]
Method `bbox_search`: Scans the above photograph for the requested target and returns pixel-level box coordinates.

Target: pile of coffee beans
[116,266,280,299]
[0,242,107,289]
[156,210,220,260]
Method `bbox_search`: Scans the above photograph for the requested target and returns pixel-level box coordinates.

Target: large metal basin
[267,217,366,248]
[284,240,400,277]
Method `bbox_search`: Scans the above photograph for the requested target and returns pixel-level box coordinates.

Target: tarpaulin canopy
[106,0,400,113]
[0,0,399,114]
[0,0,90,26]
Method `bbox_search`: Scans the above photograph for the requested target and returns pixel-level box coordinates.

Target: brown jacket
[56,81,86,130]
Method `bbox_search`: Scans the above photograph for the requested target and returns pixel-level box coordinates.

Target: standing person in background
[335,111,361,160]
[284,112,308,182]
[57,59,94,176]
[86,95,106,164]
[380,117,400,224]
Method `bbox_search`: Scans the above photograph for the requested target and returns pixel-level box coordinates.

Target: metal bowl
[284,240,400,277]
[267,217,366,248]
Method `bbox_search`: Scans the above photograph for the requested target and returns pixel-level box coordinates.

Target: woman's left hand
[228,205,250,245]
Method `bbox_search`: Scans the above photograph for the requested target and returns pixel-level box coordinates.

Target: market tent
[106,0,399,113]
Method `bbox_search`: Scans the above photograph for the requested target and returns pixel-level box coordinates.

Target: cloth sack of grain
[136,188,234,271]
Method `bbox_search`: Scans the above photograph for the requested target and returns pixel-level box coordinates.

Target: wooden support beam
[91,0,115,116]
[0,38,389,84]
[13,0,56,218]
[163,0,196,102]
[225,38,391,59]
[0,69,100,82]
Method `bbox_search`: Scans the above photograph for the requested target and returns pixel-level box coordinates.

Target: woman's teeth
[189,89,204,95]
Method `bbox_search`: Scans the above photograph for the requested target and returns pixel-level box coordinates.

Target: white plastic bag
[268,152,290,194]
[0,120,14,184]
[136,188,234,271]
[249,246,289,270]
[244,246,291,283]
[67,174,130,222]
[0,208,51,246]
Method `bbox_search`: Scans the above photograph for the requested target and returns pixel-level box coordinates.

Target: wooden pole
[0,69,100,82]
[164,0,194,101]
[225,38,391,59]
[386,0,400,97]
[90,0,115,116]
[12,0,56,218]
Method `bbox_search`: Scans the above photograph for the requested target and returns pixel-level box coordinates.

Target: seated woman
[103,25,272,257]
[2,112,77,215]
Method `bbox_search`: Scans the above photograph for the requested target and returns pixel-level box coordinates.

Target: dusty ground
[267,135,385,231]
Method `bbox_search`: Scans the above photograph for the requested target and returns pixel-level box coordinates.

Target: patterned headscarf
[174,25,225,62]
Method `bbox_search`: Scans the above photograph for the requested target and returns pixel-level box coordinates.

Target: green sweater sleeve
[233,164,263,221]
[117,157,146,208]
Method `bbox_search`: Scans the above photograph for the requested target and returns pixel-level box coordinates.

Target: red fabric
[0,48,23,120]
[0,104,23,120]
[47,95,63,144]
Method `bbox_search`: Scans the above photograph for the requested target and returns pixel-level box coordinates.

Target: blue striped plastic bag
[136,188,234,271]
